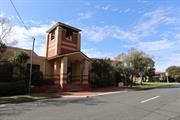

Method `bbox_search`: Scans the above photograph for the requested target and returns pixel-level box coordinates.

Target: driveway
[0,84,180,120]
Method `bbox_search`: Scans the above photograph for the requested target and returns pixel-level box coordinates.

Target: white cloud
[134,7,180,36]
[175,33,180,40]
[112,8,119,12]
[77,12,93,21]
[101,5,111,11]
[124,8,130,13]
[82,48,114,59]
[83,7,180,43]
[137,39,174,51]
[83,25,139,42]
[7,22,54,56]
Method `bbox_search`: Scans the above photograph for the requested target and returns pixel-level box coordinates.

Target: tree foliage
[10,51,30,80]
[0,42,6,59]
[0,16,11,42]
[0,15,11,60]
[115,48,155,86]
[90,58,120,88]
[166,66,180,79]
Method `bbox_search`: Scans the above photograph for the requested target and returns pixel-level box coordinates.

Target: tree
[10,51,30,80]
[0,42,6,59]
[0,16,11,42]
[90,58,117,88]
[115,48,155,86]
[0,15,11,59]
[166,66,180,80]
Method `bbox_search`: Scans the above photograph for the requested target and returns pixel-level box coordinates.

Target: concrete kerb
[61,91,127,98]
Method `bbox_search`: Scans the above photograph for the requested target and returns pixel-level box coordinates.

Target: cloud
[112,8,119,12]
[137,39,175,52]
[0,12,15,21]
[124,8,130,13]
[7,22,54,56]
[83,7,180,43]
[77,12,93,21]
[82,25,139,42]
[82,48,114,59]
[134,7,180,36]
[101,5,111,11]
[175,33,180,41]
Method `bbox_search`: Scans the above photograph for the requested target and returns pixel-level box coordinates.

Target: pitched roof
[47,51,92,62]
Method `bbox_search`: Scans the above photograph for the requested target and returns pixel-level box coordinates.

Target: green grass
[123,82,174,90]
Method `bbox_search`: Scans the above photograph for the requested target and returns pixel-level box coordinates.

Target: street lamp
[28,37,35,94]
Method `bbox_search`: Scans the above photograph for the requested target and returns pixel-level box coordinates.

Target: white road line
[140,96,160,103]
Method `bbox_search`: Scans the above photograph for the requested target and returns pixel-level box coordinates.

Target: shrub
[42,79,54,85]
[90,59,119,88]
[0,81,28,97]
[0,61,13,82]
[30,71,54,86]
[31,71,43,86]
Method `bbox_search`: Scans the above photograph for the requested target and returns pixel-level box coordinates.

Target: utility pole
[165,72,169,83]
[29,37,35,94]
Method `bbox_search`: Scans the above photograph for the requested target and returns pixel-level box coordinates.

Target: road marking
[140,96,160,103]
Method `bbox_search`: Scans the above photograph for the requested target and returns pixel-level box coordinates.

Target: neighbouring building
[3,22,92,91]
[153,72,166,82]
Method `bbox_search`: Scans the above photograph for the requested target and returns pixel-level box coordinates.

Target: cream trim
[83,76,88,79]
[82,81,88,84]
[48,42,56,48]
[48,47,56,51]
[62,41,77,47]
[61,45,77,51]
[55,27,59,55]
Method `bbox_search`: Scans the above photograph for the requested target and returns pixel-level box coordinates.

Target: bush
[90,59,119,88]
[30,71,54,86]
[42,79,54,85]
[31,71,43,86]
[0,81,28,97]
[0,61,13,82]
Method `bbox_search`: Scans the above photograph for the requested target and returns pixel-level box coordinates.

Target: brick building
[4,22,91,91]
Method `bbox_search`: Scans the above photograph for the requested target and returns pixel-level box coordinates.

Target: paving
[0,85,180,120]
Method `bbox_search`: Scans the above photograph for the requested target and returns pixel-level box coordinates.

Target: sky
[0,0,180,72]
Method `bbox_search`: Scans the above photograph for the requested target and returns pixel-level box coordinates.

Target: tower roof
[46,22,81,33]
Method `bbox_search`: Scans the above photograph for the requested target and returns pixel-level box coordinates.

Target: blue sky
[0,0,180,71]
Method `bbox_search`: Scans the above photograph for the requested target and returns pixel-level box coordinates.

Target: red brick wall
[59,29,79,54]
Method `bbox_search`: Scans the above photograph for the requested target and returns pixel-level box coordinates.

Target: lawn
[124,82,174,90]
[0,94,58,104]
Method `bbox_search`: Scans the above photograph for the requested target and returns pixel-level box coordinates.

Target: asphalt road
[0,85,180,120]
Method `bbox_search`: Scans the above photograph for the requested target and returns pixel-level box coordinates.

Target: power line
[9,0,35,39]
[9,0,35,94]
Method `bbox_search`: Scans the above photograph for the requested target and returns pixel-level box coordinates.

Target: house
[3,22,91,91]
[153,72,166,82]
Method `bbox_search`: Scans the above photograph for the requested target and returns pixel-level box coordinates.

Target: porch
[46,52,91,91]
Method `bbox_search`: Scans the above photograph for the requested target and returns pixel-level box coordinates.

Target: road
[0,85,180,120]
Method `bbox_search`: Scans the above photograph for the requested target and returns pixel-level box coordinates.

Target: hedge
[0,81,28,97]
[0,61,13,82]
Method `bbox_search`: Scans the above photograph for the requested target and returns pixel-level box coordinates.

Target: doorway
[67,62,72,84]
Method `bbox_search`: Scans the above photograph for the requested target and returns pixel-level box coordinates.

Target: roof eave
[46,22,81,33]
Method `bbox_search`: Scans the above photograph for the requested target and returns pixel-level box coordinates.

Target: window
[50,29,55,40]
[66,29,73,40]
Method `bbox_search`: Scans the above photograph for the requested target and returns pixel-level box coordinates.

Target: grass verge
[123,82,174,91]
[0,94,60,105]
